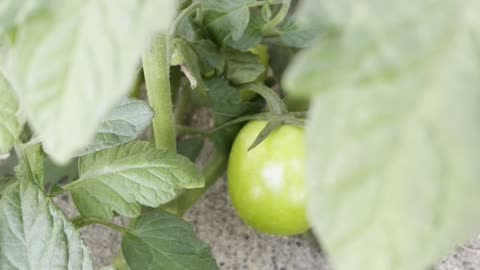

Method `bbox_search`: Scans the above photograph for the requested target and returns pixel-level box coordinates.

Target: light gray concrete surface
[184,177,329,270]
[55,177,480,270]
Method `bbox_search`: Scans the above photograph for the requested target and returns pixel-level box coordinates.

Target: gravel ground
[55,177,480,270]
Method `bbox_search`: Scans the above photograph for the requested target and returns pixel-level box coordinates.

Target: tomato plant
[0,1,311,269]
[1,1,479,270]
[228,120,308,236]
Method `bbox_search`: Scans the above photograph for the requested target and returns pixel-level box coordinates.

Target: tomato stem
[262,0,291,34]
[169,2,201,37]
[143,34,177,152]
[71,216,129,234]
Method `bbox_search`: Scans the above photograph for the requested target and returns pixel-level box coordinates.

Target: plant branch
[143,34,177,152]
[169,2,201,37]
[262,0,291,34]
[72,216,129,234]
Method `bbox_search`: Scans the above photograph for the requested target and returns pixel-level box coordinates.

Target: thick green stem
[72,216,129,234]
[163,149,228,216]
[143,34,176,152]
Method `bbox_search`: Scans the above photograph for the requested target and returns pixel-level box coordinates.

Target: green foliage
[206,78,259,153]
[0,176,15,197]
[275,19,314,48]
[0,0,49,34]
[79,98,154,156]
[285,0,480,270]
[225,50,265,84]
[0,1,318,269]
[202,0,257,41]
[14,143,44,188]
[192,39,225,75]
[173,38,207,91]
[122,211,218,270]
[0,73,21,154]
[1,0,176,163]
[0,181,92,270]
[177,137,205,162]
[66,141,204,221]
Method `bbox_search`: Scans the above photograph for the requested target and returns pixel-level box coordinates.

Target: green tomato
[227,120,309,236]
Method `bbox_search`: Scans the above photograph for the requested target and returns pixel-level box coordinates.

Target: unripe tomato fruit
[227,121,309,235]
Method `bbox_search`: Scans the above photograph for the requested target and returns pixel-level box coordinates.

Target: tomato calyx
[214,82,306,150]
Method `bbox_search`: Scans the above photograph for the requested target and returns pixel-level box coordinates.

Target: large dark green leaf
[122,211,218,270]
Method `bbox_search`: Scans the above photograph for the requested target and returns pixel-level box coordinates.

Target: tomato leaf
[175,14,201,42]
[0,181,92,270]
[0,0,49,34]
[78,97,153,156]
[274,19,314,48]
[122,211,218,270]
[207,78,251,153]
[225,50,265,84]
[0,73,21,154]
[206,9,250,41]
[286,1,480,270]
[66,141,204,221]
[202,0,257,41]
[192,39,225,75]
[14,143,44,188]
[173,38,207,94]
[0,176,16,198]
[224,11,264,50]
[1,0,176,163]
